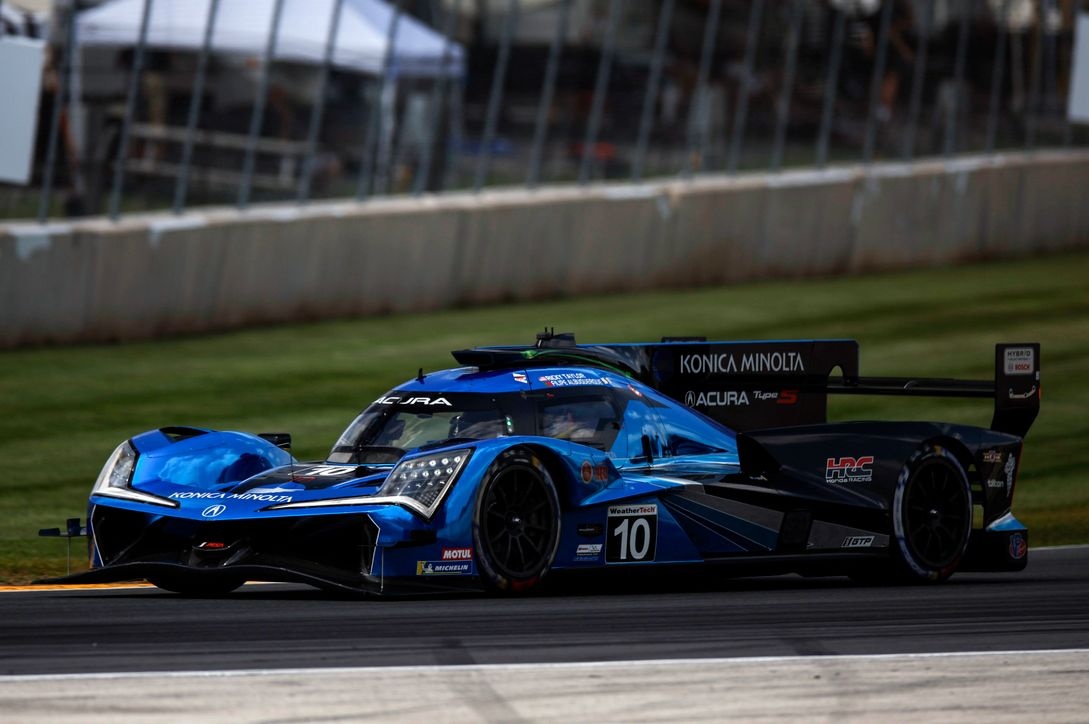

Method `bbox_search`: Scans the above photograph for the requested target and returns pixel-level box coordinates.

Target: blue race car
[44,332,1040,595]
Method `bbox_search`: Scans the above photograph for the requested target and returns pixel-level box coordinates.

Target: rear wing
[452,333,1040,439]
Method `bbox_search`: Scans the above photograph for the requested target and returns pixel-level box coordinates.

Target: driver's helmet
[541,404,597,441]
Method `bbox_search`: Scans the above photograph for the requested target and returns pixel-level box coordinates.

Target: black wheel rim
[481,465,555,580]
[903,460,970,570]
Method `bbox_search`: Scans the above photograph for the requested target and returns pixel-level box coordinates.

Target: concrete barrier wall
[2,150,1088,348]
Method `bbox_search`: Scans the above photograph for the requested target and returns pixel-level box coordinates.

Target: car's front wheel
[473,448,561,593]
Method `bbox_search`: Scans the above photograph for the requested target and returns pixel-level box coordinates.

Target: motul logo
[441,547,472,560]
[825,456,874,483]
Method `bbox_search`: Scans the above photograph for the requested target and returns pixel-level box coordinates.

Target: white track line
[3,648,1088,683]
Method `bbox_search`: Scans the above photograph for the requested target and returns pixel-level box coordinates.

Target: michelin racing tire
[890,446,973,583]
[473,447,561,594]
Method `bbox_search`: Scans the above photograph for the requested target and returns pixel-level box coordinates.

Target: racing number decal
[606,504,658,563]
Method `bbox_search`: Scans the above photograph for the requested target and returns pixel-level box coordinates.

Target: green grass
[3,251,1088,583]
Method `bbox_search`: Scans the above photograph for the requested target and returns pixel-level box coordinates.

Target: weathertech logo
[825,456,874,483]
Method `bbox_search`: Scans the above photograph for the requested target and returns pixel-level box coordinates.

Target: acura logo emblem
[684,391,696,407]
[201,504,227,518]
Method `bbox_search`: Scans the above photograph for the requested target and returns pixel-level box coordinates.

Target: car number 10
[606,505,658,563]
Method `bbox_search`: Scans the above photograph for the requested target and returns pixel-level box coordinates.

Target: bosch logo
[201,504,227,518]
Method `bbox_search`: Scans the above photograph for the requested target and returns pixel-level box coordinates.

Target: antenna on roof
[417,367,425,383]
[536,328,576,348]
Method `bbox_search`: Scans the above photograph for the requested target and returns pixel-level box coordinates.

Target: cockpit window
[329,396,510,463]
[536,396,619,450]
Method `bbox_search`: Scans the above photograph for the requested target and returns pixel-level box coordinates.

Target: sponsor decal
[375,396,452,406]
[201,504,227,518]
[581,460,610,484]
[1005,454,1016,496]
[441,547,472,561]
[170,491,294,504]
[574,543,603,561]
[512,372,528,384]
[825,456,874,484]
[577,522,604,538]
[679,351,805,376]
[1009,532,1027,560]
[537,372,609,387]
[1004,347,1034,376]
[981,450,1003,464]
[416,560,472,576]
[684,390,749,407]
[752,389,800,405]
[842,536,875,548]
[607,504,658,563]
[297,465,357,477]
[608,504,658,516]
[986,479,1005,489]
[1008,385,1037,400]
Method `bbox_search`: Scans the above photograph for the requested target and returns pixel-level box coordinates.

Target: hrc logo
[825,456,875,483]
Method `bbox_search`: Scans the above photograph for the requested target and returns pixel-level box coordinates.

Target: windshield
[329,397,511,464]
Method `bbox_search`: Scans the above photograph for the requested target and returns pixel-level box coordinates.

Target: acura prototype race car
[43,332,1040,595]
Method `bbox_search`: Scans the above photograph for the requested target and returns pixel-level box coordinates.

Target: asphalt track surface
[2,546,1088,677]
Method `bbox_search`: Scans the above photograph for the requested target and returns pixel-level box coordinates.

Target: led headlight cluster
[270,448,472,519]
[91,441,177,508]
[379,450,471,512]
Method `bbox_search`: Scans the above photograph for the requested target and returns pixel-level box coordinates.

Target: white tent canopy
[76,0,464,78]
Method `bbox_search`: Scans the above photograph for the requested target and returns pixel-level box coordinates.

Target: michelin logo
[417,560,472,576]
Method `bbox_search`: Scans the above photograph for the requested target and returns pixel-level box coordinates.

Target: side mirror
[258,432,292,451]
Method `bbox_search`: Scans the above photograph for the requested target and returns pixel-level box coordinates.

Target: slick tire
[148,574,245,596]
[890,446,973,583]
[472,447,561,594]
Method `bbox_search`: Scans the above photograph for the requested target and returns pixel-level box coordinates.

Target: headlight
[91,441,177,508]
[380,450,471,511]
[269,448,472,519]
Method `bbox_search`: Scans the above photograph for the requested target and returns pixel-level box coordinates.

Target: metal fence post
[902,0,934,160]
[727,0,765,174]
[297,0,344,204]
[985,0,1011,153]
[771,0,804,172]
[37,0,77,223]
[107,0,153,221]
[682,0,723,178]
[237,0,286,210]
[356,0,403,200]
[1026,1,1045,149]
[1067,0,1088,146]
[526,0,571,188]
[631,0,675,183]
[173,0,220,214]
[474,0,519,193]
[944,0,971,157]
[862,0,894,164]
[415,0,461,196]
[816,7,846,168]
[579,0,623,185]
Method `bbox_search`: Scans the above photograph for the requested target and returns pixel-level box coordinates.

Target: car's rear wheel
[891,446,973,582]
[473,448,561,593]
[148,574,245,596]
